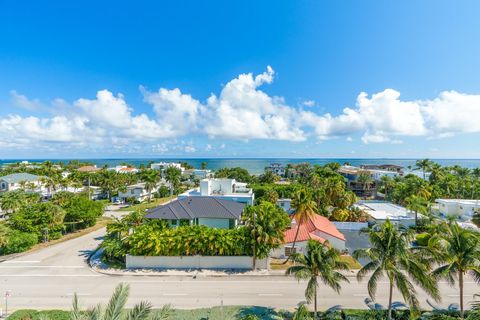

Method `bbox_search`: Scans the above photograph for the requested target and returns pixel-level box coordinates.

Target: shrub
[416,233,431,246]
[1,229,38,254]
[7,310,69,320]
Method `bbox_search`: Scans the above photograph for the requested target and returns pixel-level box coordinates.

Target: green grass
[118,196,175,212]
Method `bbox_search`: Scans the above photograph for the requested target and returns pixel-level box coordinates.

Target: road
[0,228,477,311]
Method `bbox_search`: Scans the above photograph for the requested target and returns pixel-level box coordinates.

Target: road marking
[258,293,283,297]
[163,293,188,296]
[0,266,85,268]
[66,293,91,296]
[0,274,101,277]
[2,260,41,263]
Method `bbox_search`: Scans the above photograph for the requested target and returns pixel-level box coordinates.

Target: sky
[1,0,480,159]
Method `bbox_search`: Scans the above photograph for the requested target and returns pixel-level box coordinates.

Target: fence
[126,255,268,270]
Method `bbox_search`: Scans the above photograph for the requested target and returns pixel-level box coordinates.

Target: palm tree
[357,171,374,198]
[165,167,182,196]
[427,221,480,319]
[415,159,434,180]
[287,240,350,319]
[289,188,318,255]
[406,195,428,226]
[0,190,27,215]
[354,220,440,320]
[379,175,395,199]
[70,283,171,320]
[291,303,313,320]
[142,170,160,202]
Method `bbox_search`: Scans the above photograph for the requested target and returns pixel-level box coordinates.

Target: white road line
[0,266,85,268]
[258,293,283,297]
[0,274,101,277]
[163,293,188,296]
[2,260,41,263]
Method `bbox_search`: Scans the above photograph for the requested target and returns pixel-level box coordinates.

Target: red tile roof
[284,214,346,244]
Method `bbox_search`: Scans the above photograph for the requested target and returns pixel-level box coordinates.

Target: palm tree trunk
[314,285,317,320]
[415,210,418,226]
[283,225,301,264]
[388,281,393,320]
[459,270,464,319]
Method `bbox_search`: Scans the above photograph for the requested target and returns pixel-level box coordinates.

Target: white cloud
[10,90,42,111]
[302,100,315,107]
[3,67,480,155]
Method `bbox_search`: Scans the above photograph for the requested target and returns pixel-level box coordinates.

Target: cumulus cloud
[2,67,480,155]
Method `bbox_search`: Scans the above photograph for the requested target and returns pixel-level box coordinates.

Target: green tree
[0,190,27,215]
[200,161,208,170]
[215,167,254,183]
[287,240,350,319]
[289,189,318,255]
[70,283,171,320]
[165,167,182,195]
[415,159,434,180]
[427,222,480,319]
[406,194,429,226]
[354,220,440,320]
[141,170,160,202]
[242,202,290,269]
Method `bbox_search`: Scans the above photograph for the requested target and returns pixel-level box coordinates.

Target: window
[285,247,297,256]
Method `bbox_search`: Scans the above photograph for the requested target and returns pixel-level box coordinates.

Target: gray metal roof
[0,173,40,183]
[145,197,245,220]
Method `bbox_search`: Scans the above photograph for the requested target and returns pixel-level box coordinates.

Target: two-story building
[436,199,480,220]
[0,173,44,193]
[117,182,160,203]
[179,178,254,205]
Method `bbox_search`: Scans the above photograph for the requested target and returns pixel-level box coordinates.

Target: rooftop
[355,200,412,220]
[284,214,346,244]
[145,197,245,220]
[0,173,40,183]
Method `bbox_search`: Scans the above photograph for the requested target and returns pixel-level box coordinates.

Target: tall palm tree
[415,159,434,180]
[287,240,350,319]
[379,175,395,199]
[142,170,160,202]
[406,195,428,226]
[165,167,182,196]
[357,171,374,198]
[427,221,480,319]
[354,220,440,320]
[289,188,318,255]
[70,283,171,320]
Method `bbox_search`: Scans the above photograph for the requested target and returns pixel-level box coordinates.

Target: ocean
[1,158,480,175]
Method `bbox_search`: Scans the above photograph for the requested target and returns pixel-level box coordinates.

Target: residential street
[0,228,477,311]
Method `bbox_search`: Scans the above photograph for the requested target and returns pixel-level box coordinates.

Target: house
[276,198,294,214]
[179,178,255,205]
[360,164,404,174]
[150,162,184,173]
[265,163,286,176]
[145,197,245,229]
[108,165,139,174]
[435,199,480,220]
[0,173,44,193]
[77,165,101,173]
[271,214,346,258]
[117,183,159,203]
[354,200,416,228]
[338,165,400,198]
[182,169,213,180]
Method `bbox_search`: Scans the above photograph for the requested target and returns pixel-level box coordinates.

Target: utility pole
[4,291,10,318]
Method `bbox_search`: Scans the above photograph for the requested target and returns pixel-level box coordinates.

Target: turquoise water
[2,158,480,175]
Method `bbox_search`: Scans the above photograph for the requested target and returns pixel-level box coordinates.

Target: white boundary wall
[333,222,368,230]
[126,255,268,270]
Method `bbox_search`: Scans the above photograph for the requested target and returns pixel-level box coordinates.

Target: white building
[265,163,286,176]
[117,183,160,203]
[108,165,139,174]
[183,169,213,179]
[0,173,45,194]
[179,178,255,205]
[276,198,293,214]
[436,199,480,220]
[150,162,184,173]
[354,200,416,228]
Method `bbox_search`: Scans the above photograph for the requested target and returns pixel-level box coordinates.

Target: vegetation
[354,220,440,320]
[286,240,350,319]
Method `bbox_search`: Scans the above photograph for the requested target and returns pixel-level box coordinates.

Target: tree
[415,159,434,180]
[406,194,428,226]
[215,167,254,183]
[357,171,374,198]
[289,189,318,255]
[379,175,395,199]
[165,167,182,196]
[242,202,290,269]
[200,161,208,170]
[141,170,160,202]
[262,188,279,204]
[0,190,27,215]
[354,220,440,320]
[427,221,480,319]
[70,283,171,320]
[287,240,350,319]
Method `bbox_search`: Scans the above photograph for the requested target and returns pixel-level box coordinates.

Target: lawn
[270,255,361,271]
[118,196,175,212]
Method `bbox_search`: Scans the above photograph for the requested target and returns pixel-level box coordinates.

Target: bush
[7,310,69,320]
[416,233,431,246]
[1,229,38,254]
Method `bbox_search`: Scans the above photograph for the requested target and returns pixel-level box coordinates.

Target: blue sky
[1,0,480,159]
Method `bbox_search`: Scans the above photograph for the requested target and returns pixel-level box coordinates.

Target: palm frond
[70,293,83,320]
[104,283,130,320]
[127,301,152,320]
[150,304,173,320]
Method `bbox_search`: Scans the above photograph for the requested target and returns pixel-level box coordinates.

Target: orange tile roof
[283,214,345,244]
[77,165,100,172]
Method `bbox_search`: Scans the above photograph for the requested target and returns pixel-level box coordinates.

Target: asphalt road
[0,228,478,311]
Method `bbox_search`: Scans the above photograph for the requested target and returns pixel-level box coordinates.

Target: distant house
[77,165,101,173]
[145,197,245,229]
[338,165,401,198]
[183,169,213,179]
[436,199,480,220]
[265,163,286,176]
[150,162,184,173]
[276,198,294,214]
[108,165,139,174]
[0,173,44,193]
[117,183,159,203]
[354,200,416,228]
[360,164,404,174]
[179,178,255,205]
[271,215,346,258]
